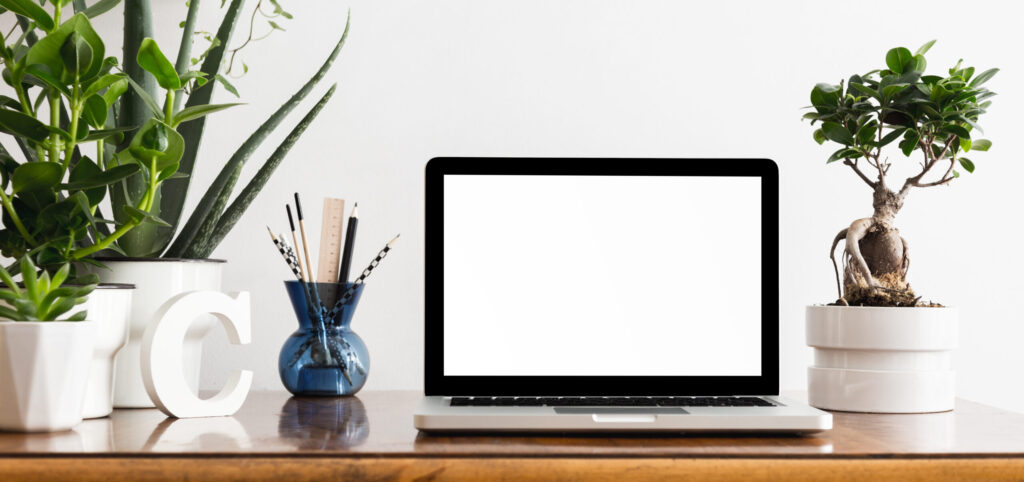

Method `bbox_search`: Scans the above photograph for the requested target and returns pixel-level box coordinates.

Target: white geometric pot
[80,285,134,419]
[0,321,96,432]
[90,259,225,408]
[806,305,957,413]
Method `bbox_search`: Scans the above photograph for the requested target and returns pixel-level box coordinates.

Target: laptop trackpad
[554,407,688,416]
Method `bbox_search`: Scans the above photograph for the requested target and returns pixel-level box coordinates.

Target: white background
[442,175,762,376]
[5,0,1022,411]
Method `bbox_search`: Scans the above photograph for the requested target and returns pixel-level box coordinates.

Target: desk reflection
[278,396,369,449]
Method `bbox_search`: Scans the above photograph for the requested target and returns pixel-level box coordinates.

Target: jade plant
[112,0,347,259]
[0,256,97,321]
[804,40,997,306]
[0,2,222,273]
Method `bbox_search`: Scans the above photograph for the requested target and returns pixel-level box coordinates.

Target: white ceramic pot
[806,305,958,413]
[0,321,96,432]
[90,259,225,408]
[80,284,134,419]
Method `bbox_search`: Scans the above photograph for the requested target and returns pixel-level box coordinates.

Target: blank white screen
[443,175,762,376]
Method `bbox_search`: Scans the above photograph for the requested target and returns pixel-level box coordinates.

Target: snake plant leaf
[173,0,202,112]
[136,38,180,91]
[199,84,338,258]
[156,0,244,255]
[166,12,351,258]
[123,73,163,118]
[0,0,55,32]
[170,102,242,128]
[181,161,241,259]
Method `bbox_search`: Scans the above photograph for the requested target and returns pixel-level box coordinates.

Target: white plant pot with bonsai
[0,258,97,432]
[803,40,997,413]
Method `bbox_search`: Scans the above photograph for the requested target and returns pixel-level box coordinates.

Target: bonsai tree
[804,41,997,306]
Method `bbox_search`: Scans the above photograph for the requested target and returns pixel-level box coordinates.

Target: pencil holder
[278,281,370,396]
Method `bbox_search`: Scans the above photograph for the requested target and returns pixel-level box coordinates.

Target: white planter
[90,259,225,408]
[80,285,134,419]
[806,305,957,413]
[0,321,96,432]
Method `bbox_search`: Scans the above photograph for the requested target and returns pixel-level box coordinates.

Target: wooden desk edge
[2,456,1023,481]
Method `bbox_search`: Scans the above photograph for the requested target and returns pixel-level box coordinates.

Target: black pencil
[338,203,359,283]
[293,193,316,283]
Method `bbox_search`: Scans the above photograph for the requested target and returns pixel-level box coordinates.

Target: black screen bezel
[424,157,779,396]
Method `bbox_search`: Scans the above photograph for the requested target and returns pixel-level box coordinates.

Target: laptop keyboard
[448,396,776,407]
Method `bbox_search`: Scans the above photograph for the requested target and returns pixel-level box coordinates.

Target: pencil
[286,205,306,281]
[294,193,316,281]
[338,203,359,283]
[327,234,399,320]
[268,226,302,280]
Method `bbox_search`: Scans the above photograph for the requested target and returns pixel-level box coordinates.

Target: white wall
[43,0,1024,412]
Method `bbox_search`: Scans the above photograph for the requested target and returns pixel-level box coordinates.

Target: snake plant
[114,0,349,259]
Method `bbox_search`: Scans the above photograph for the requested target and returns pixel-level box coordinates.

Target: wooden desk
[1,391,1023,481]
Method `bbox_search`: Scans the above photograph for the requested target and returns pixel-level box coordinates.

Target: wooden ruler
[316,197,346,283]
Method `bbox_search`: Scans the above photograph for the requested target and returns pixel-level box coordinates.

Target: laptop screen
[442,174,762,377]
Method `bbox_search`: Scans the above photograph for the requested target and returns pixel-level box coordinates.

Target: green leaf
[812,129,826,145]
[0,108,52,141]
[12,162,62,193]
[81,94,107,128]
[849,83,879,99]
[915,39,936,56]
[123,205,171,227]
[959,157,975,173]
[878,128,906,147]
[136,38,181,90]
[170,102,242,127]
[856,123,877,144]
[81,126,134,142]
[940,124,971,140]
[64,310,87,321]
[81,0,121,18]
[214,74,240,97]
[826,148,861,164]
[969,68,998,88]
[101,77,128,107]
[20,256,38,302]
[25,13,105,83]
[0,0,55,32]
[909,54,926,73]
[821,121,854,145]
[971,139,992,151]
[128,119,184,167]
[900,130,920,157]
[810,83,841,108]
[60,30,93,76]
[123,74,164,117]
[882,83,909,99]
[885,47,913,74]
[165,10,351,258]
[201,84,338,257]
[83,73,126,98]
[24,64,73,97]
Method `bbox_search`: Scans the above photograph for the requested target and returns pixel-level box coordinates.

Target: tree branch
[844,159,877,188]
[901,134,955,195]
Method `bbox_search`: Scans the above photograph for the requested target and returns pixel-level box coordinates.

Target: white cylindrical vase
[806,305,957,413]
[91,259,225,408]
[0,321,96,432]
[80,284,134,418]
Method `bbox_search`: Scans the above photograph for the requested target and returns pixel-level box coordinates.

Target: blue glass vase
[278,281,370,396]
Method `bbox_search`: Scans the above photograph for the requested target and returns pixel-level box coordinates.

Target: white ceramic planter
[80,285,134,419]
[90,259,225,408]
[0,321,96,432]
[806,305,957,413]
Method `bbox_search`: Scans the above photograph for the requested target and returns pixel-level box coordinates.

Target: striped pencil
[268,227,303,281]
[327,234,400,320]
[277,234,305,281]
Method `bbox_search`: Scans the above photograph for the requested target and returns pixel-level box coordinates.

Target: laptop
[414,157,831,433]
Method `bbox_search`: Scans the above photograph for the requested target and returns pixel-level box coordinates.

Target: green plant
[0,2,238,272]
[0,255,97,321]
[111,0,348,258]
[804,40,997,307]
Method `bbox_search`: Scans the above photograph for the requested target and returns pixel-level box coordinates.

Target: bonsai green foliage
[0,2,238,273]
[112,0,348,259]
[0,256,97,322]
[804,41,997,306]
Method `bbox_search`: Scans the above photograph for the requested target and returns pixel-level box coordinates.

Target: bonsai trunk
[831,184,920,306]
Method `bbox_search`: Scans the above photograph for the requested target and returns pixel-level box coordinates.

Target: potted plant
[77,1,346,407]
[0,256,96,432]
[802,41,995,413]
[0,4,209,416]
